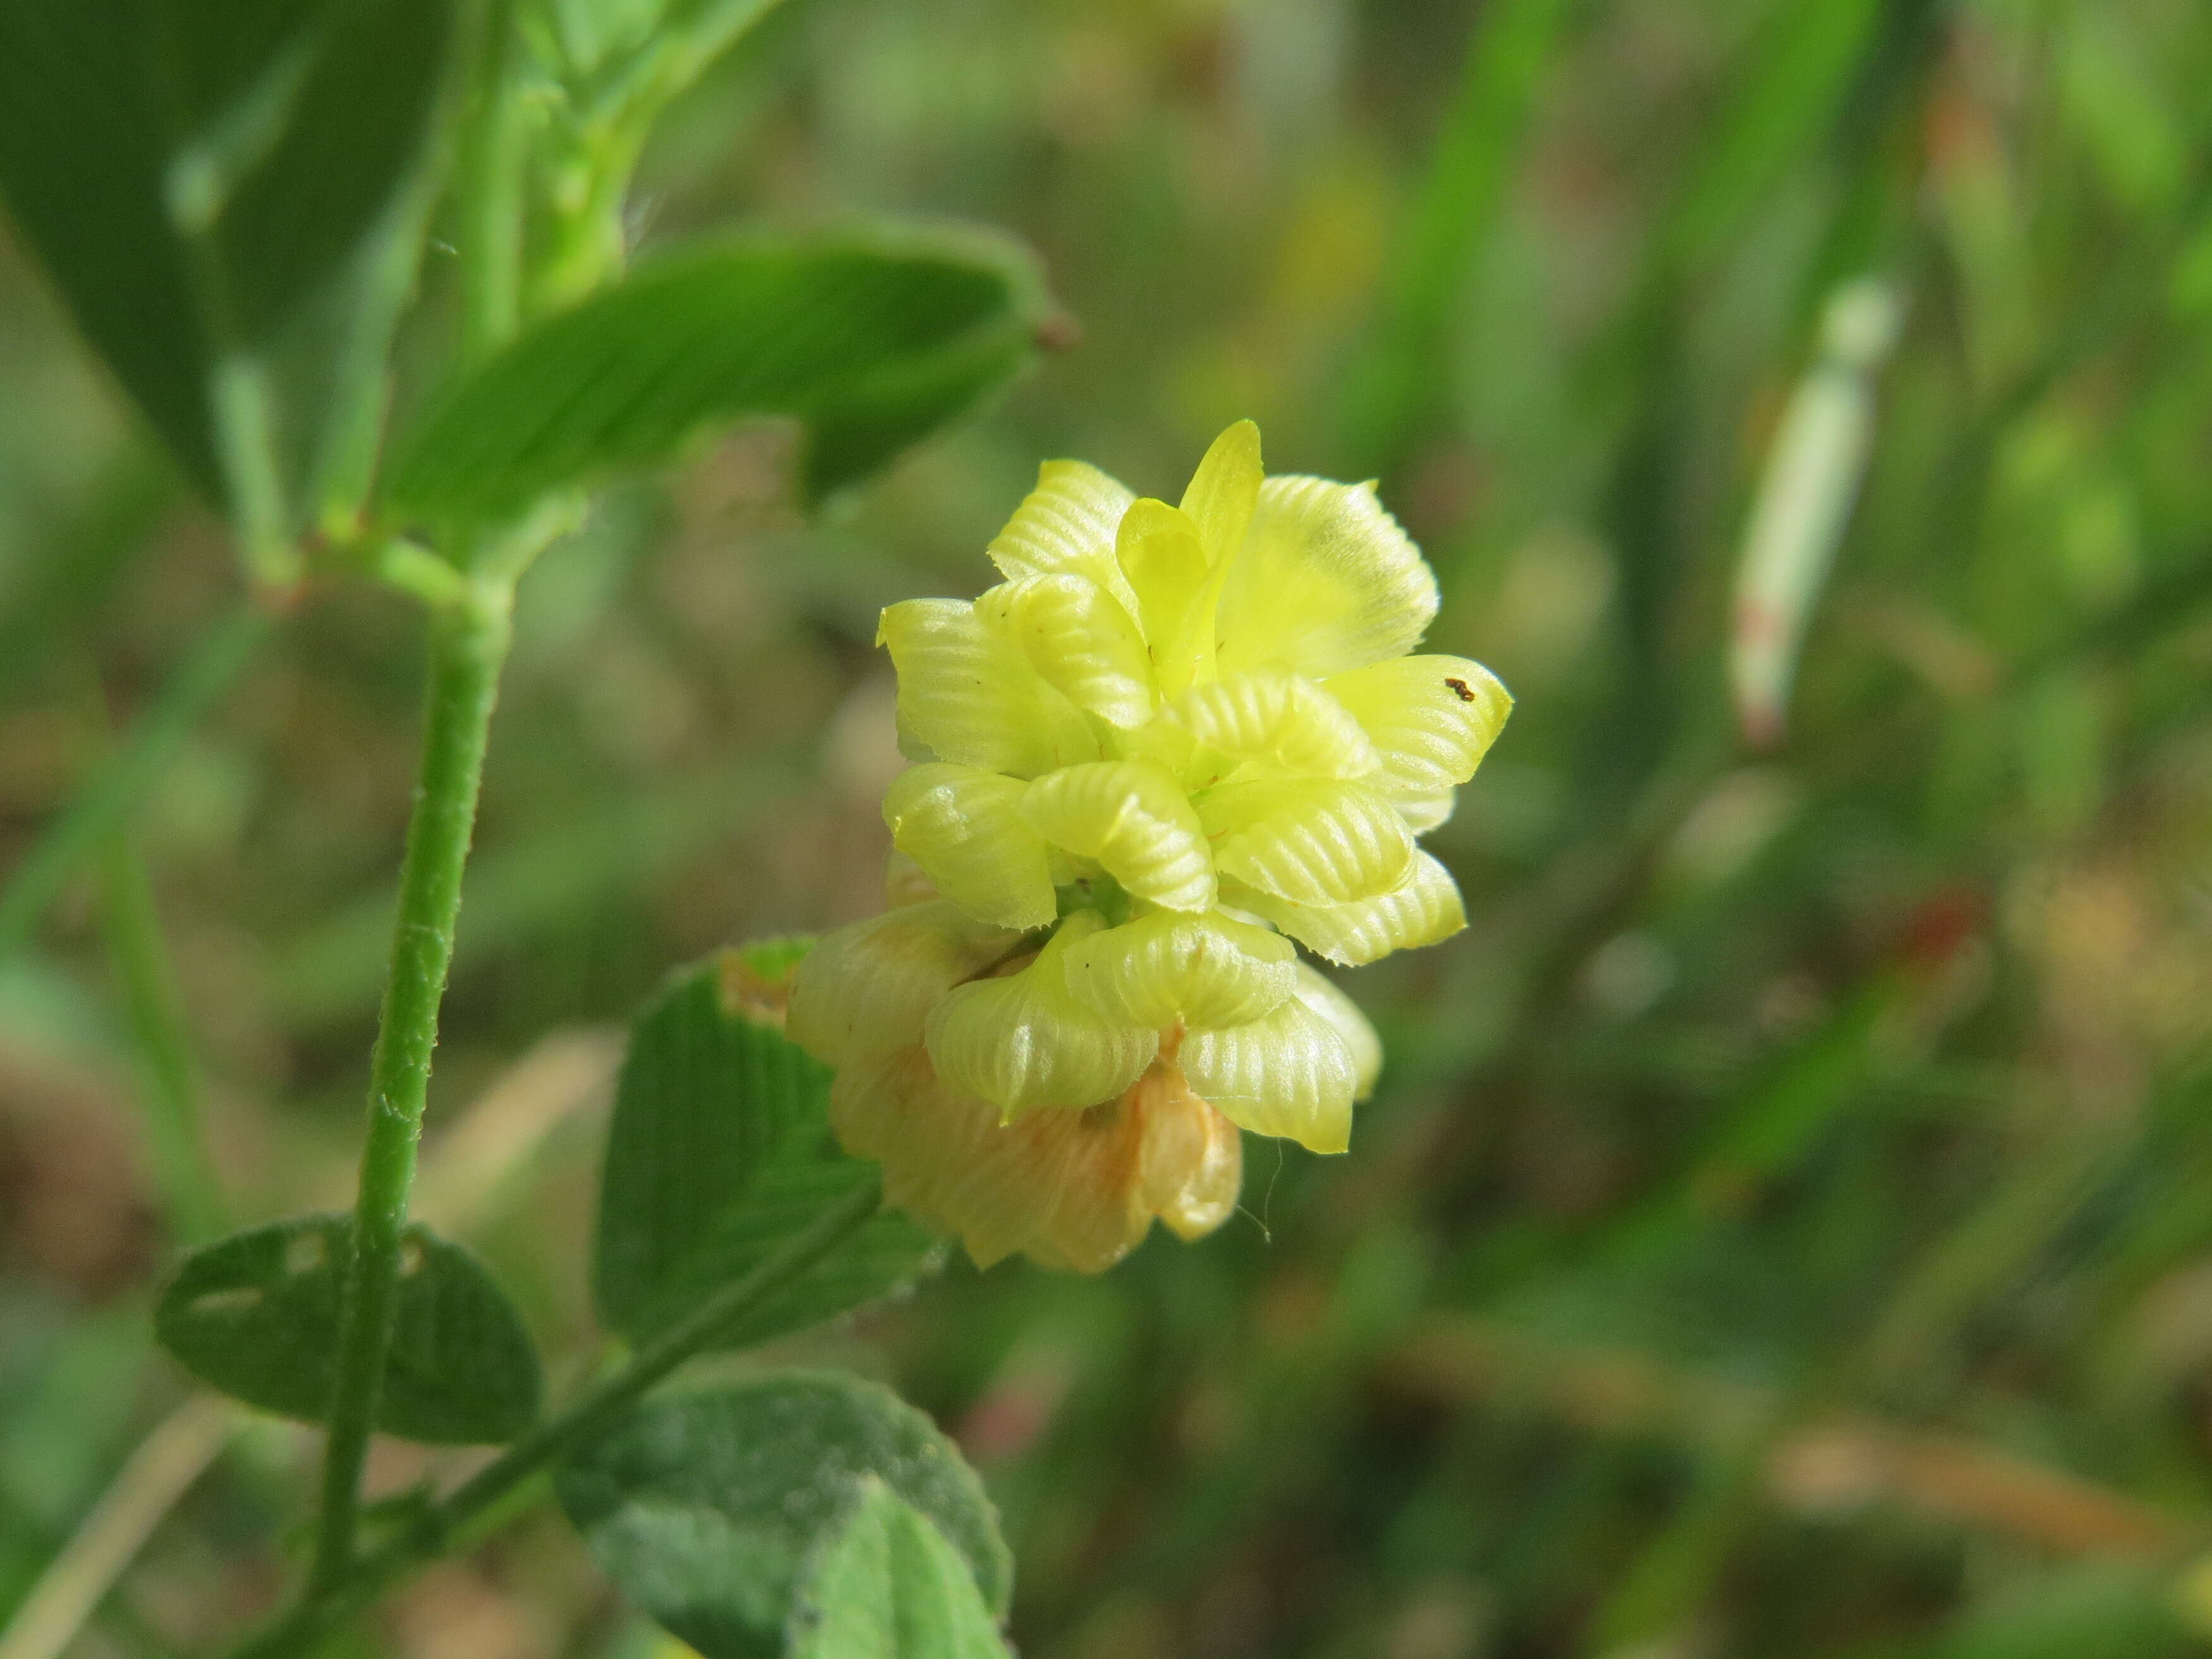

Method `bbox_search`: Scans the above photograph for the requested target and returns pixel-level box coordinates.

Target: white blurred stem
[1730,277,1905,748]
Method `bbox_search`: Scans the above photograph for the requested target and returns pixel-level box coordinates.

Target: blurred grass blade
[1730,277,1904,747]
[1583,1438,1773,1657]
[0,447,174,699]
[1655,0,1890,281]
[1338,0,1574,478]
[0,1395,236,1659]
[1911,1561,2201,1658]
[269,756,806,1026]
[1854,1123,2138,1389]
[0,0,461,565]
[96,832,227,1245]
[384,226,1055,525]
[0,602,272,960]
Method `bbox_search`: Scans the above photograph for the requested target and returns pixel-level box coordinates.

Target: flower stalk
[308,572,515,1595]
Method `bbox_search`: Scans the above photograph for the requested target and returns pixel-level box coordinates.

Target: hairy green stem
[240,1178,885,1659]
[308,577,515,1595]
[96,833,228,1244]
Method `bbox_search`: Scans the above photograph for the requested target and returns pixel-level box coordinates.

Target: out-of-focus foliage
[0,0,459,561]
[6,1,2212,1656]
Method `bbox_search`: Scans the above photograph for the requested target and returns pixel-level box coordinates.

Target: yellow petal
[987,458,1143,619]
[1112,709,1201,782]
[787,899,1020,1067]
[1389,787,1457,834]
[1178,420,1263,569]
[1021,760,1216,911]
[1060,909,1296,1030]
[1009,1092,1159,1272]
[1136,1062,1243,1240]
[1323,655,1512,794]
[1180,996,1354,1153]
[925,912,1160,1117]
[1197,777,1413,905]
[892,706,932,765]
[1021,1149,1155,1271]
[882,763,1058,931]
[1229,849,1466,966]
[976,574,1156,727]
[829,1046,1062,1267]
[1115,499,1211,696]
[1166,670,1378,781]
[1215,477,1438,678]
[836,1045,1147,1269]
[878,599,1100,777]
[831,1044,1240,1271]
[882,849,939,907]
[1288,964,1382,1100]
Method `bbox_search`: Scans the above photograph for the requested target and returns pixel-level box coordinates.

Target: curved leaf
[594,943,940,1349]
[787,1479,1012,1659]
[386,226,1057,522]
[556,1371,1012,1659]
[154,1213,540,1444]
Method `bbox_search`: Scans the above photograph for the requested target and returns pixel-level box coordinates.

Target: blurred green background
[9,0,2212,1655]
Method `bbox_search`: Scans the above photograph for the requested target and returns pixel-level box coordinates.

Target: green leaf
[556,1372,1012,1659]
[787,1479,1012,1659]
[593,943,939,1351]
[384,226,1054,524]
[0,0,459,534]
[154,1213,541,1445]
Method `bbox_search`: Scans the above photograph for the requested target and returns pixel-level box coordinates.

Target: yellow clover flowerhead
[789,421,1509,1272]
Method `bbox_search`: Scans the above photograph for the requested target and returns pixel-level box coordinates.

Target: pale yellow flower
[790,422,1509,1271]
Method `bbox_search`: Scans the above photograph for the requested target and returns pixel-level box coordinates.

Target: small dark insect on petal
[1444,677,1476,703]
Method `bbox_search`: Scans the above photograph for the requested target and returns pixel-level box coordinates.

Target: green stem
[0,602,272,959]
[532,117,643,316]
[238,1178,885,1659]
[307,576,516,1595]
[95,833,228,1245]
[456,0,525,365]
[447,1177,885,1526]
[206,358,298,593]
